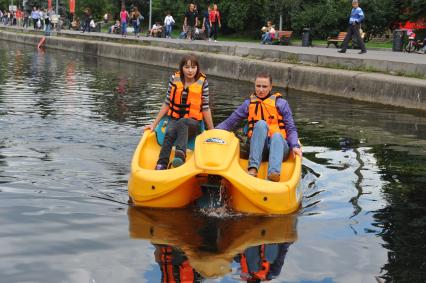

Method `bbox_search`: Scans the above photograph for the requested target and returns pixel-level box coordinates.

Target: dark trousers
[210,22,218,40]
[157,118,201,166]
[340,23,366,52]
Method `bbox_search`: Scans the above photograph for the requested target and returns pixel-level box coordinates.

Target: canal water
[0,41,425,283]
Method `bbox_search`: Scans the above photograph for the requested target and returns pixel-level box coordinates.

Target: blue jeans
[165,24,173,37]
[121,22,127,35]
[261,32,272,44]
[132,20,139,35]
[249,120,290,175]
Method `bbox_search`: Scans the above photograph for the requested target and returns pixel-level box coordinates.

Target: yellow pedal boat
[128,127,302,214]
[128,207,298,278]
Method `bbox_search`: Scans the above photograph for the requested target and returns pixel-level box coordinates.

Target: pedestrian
[143,54,214,170]
[202,6,211,40]
[23,10,29,29]
[31,7,40,29]
[164,11,175,39]
[44,8,51,35]
[16,8,23,27]
[82,8,91,33]
[216,72,302,182]
[184,3,198,40]
[131,7,141,37]
[120,6,129,37]
[338,0,367,54]
[209,4,221,42]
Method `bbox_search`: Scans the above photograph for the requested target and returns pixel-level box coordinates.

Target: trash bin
[302,28,312,47]
[392,29,406,52]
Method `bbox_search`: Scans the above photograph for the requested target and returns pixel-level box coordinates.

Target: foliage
[2,0,425,38]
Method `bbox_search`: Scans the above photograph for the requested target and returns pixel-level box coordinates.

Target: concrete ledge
[1,29,425,111]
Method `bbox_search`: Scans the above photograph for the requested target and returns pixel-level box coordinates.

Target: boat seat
[154,117,205,151]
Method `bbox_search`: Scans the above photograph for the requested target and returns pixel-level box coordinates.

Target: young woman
[144,54,214,170]
[209,4,221,42]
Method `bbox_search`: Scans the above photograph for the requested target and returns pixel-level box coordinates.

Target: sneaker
[172,149,186,168]
[358,50,367,54]
[338,50,346,53]
[214,40,218,43]
[155,164,167,170]
[248,167,258,178]
[208,38,212,42]
[267,172,281,182]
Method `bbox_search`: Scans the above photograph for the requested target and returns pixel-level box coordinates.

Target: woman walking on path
[209,4,221,42]
[120,6,129,37]
[131,7,141,37]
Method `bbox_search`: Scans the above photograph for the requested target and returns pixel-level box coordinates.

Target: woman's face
[182,60,198,80]
[255,77,272,98]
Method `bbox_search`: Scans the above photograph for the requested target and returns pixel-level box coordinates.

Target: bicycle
[405,34,422,53]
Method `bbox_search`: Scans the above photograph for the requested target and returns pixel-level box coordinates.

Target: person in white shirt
[150,22,163,37]
[164,11,175,38]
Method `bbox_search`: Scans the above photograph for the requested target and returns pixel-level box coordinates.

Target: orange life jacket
[159,246,197,283]
[247,93,286,139]
[240,245,271,281]
[167,71,206,121]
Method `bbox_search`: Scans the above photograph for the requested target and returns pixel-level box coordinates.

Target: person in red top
[209,4,221,42]
[16,9,23,27]
[120,6,129,37]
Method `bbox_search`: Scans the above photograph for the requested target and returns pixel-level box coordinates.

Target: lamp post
[56,0,58,14]
[149,0,152,31]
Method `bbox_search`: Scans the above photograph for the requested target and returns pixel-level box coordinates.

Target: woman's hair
[256,71,273,84]
[179,54,201,83]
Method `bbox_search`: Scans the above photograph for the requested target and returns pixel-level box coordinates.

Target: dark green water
[0,41,425,283]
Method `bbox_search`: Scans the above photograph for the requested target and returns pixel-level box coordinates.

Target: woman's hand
[292,147,303,158]
[143,124,154,131]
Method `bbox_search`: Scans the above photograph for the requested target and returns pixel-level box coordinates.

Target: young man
[184,3,198,40]
[216,72,302,182]
[338,0,367,54]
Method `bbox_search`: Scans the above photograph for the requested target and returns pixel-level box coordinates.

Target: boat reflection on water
[128,207,298,281]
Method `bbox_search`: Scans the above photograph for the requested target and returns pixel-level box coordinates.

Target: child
[144,54,214,170]
[164,11,175,39]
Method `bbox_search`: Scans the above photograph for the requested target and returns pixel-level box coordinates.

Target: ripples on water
[0,41,425,282]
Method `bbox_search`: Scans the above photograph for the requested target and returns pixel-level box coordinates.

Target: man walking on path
[184,3,198,41]
[338,0,367,54]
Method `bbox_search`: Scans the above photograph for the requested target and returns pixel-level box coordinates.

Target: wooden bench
[327,31,366,48]
[273,30,293,45]
[327,32,347,48]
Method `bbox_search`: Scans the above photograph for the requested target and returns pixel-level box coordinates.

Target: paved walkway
[2,25,426,77]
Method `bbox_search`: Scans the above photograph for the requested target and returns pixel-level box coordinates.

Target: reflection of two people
[128,207,297,282]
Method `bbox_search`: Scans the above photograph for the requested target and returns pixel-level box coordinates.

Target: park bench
[273,30,293,45]
[327,32,347,48]
[327,31,366,48]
